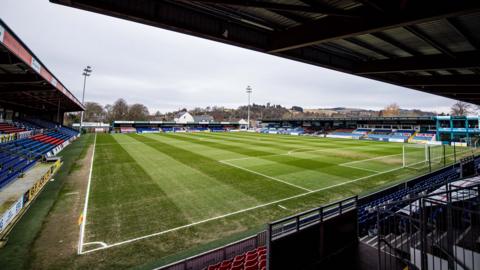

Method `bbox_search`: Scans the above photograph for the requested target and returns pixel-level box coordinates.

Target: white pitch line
[339,164,381,173]
[220,144,389,163]
[83,241,108,248]
[78,133,97,255]
[219,160,312,192]
[278,205,288,210]
[80,163,410,254]
[341,153,401,166]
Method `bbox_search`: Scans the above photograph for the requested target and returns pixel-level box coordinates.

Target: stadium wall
[156,231,267,270]
[0,160,61,239]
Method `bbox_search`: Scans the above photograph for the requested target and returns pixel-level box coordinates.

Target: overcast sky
[0,0,461,114]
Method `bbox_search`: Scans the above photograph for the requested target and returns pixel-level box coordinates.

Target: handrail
[269,196,357,239]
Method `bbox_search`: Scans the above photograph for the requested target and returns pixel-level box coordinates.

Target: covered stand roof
[0,19,84,113]
[50,0,480,104]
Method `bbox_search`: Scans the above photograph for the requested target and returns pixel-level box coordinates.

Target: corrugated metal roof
[416,20,475,53]
[50,0,480,104]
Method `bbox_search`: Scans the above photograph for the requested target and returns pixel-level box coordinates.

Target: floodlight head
[84,65,93,74]
[246,85,252,93]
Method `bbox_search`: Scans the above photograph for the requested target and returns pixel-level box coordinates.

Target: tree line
[64,98,478,125]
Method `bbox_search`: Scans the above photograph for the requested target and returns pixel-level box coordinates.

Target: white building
[174,112,194,123]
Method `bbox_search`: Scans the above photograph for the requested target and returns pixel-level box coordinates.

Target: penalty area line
[219,160,312,192]
[80,163,408,255]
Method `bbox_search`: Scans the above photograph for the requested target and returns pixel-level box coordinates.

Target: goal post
[403,142,478,171]
[402,143,429,169]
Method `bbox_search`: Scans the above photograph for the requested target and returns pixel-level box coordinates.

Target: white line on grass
[219,160,312,192]
[78,133,97,255]
[341,153,401,166]
[220,144,392,163]
[83,241,108,248]
[339,164,381,173]
[81,163,410,254]
[278,205,288,210]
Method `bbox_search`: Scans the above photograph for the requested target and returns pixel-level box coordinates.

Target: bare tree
[451,101,472,116]
[84,102,105,122]
[111,98,129,120]
[381,103,400,116]
[128,103,150,120]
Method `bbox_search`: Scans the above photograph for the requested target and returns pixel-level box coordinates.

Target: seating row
[207,246,267,270]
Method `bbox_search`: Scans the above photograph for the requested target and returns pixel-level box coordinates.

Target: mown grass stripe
[128,134,304,201]
[87,134,190,244]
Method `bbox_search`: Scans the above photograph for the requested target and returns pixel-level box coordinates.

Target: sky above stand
[1,0,460,114]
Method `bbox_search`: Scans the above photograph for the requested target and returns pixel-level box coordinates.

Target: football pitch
[79,132,472,262]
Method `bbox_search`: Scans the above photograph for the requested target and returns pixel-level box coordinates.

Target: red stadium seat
[218,261,231,270]
[207,263,220,270]
[231,259,243,268]
[230,264,243,270]
[244,262,258,270]
[244,258,258,268]
[246,253,258,262]
[259,259,266,269]
[256,246,266,252]
[258,254,266,262]
[233,254,245,263]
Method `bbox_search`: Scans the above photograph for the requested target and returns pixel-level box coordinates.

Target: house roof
[193,115,214,122]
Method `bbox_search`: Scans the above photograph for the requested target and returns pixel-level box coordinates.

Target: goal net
[402,144,429,170]
[403,143,478,171]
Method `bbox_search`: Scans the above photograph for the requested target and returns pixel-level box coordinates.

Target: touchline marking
[219,160,312,192]
[278,205,288,210]
[80,163,409,254]
[83,241,108,248]
[78,133,97,255]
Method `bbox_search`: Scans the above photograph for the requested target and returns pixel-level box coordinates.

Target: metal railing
[268,196,357,240]
[376,183,480,270]
[156,231,266,270]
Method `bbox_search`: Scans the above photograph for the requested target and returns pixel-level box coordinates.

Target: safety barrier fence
[0,160,61,238]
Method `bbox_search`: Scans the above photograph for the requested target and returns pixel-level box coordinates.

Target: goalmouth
[402,142,478,171]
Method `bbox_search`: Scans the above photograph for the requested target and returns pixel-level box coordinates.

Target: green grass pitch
[80,132,470,265]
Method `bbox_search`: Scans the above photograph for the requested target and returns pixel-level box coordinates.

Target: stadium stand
[0,153,36,189]
[207,246,267,270]
[136,127,160,133]
[120,127,137,133]
[0,122,25,134]
[412,131,436,143]
[257,128,304,135]
[328,128,417,142]
[357,166,460,236]
[0,120,78,190]
[363,175,480,270]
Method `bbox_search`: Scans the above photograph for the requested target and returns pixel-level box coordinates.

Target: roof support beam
[355,51,480,74]
[401,75,480,87]
[269,0,480,52]
[416,86,480,94]
[403,25,456,58]
[0,73,44,83]
[188,0,348,15]
[344,37,396,58]
[370,32,418,56]
[445,18,480,50]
